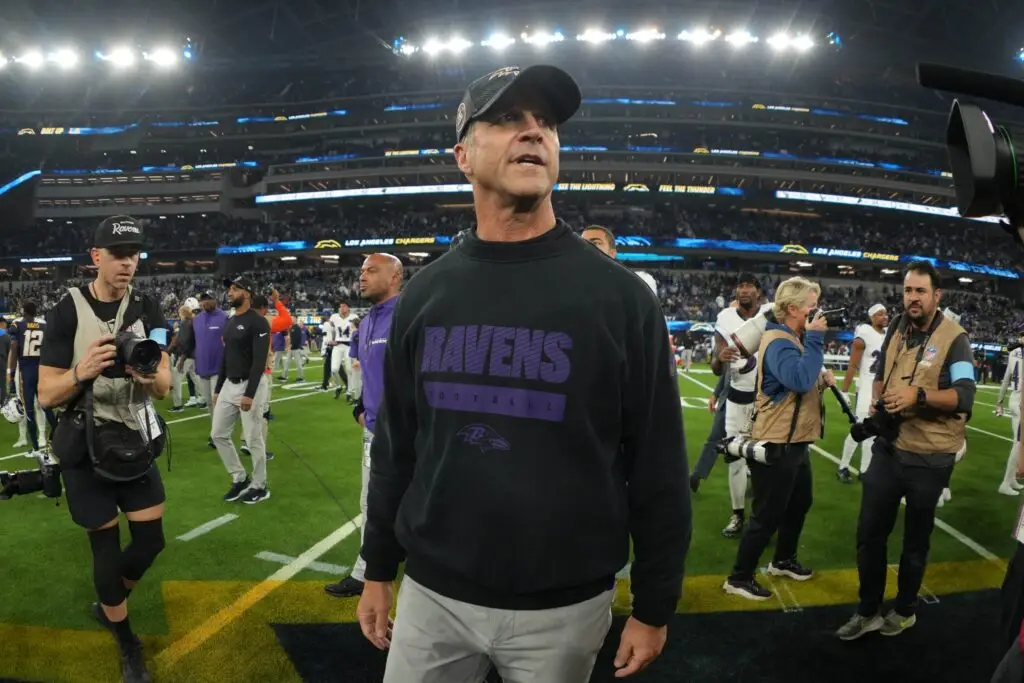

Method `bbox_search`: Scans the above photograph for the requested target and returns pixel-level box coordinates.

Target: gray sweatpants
[384,576,614,683]
[197,374,218,415]
[351,427,373,582]
[282,349,305,380]
[212,377,270,489]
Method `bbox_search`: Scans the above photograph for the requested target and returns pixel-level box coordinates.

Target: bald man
[325,253,404,598]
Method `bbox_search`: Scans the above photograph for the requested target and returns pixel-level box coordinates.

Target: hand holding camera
[126,367,158,385]
[806,313,829,334]
[883,386,919,413]
[76,334,118,381]
[718,346,741,363]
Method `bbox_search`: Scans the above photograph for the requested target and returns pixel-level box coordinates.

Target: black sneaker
[266,452,275,461]
[837,468,854,484]
[768,559,814,581]
[224,478,251,502]
[277,376,288,382]
[240,443,251,456]
[207,437,216,449]
[241,487,271,504]
[325,576,364,598]
[723,578,772,601]
[168,406,184,413]
[120,638,153,683]
[334,387,343,400]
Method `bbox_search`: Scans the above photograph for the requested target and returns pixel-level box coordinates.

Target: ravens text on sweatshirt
[361,221,692,627]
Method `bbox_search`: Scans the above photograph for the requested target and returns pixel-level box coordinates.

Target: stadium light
[144,47,178,67]
[97,47,137,67]
[16,50,45,69]
[482,32,515,50]
[725,31,758,48]
[522,30,565,47]
[577,28,616,44]
[1016,47,1024,63]
[678,28,721,45]
[792,34,814,52]
[0,54,6,69]
[626,28,666,43]
[49,48,79,70]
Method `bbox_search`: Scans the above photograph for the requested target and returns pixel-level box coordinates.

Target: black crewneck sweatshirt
[362,220,692,627]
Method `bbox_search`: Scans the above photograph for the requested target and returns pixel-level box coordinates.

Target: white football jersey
[855,324,887,388]
[715,305,766,392]
[330,313,358,344]
[1007,347,1024,397]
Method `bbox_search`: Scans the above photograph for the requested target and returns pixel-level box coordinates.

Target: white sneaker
[998,483,1019,497]
[12,440,27,448]
[1013,481,1024,492]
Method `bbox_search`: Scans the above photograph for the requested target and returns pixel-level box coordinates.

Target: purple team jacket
[193,309,228,378]
[359,296,397,435]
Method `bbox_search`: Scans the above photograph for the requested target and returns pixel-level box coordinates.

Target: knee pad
[88,525,126,607]
[122,519,166,582]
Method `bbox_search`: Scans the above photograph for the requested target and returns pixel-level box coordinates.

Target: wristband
[72,364,84,387]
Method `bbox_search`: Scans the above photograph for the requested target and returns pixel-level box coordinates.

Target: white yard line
[254,551,350,576]
[156,514,363,671]
[176,514,239,541]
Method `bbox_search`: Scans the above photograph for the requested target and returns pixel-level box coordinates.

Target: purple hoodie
[359,296,397,434]
[193,308,228,378]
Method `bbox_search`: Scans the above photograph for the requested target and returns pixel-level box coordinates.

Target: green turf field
[0,361,1019,682]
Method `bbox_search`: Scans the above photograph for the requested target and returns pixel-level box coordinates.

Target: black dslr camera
[0,451,61,500]
[102,330,161,379]
[849,399,903,444]
[811,307,849,328]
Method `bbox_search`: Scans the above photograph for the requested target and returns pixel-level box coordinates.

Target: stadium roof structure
[1,0,1021,69]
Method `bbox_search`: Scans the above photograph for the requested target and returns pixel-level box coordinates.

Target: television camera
[917,63,1024,233]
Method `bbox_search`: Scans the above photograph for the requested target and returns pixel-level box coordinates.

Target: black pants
[1001,543,1024,653]
[730,443,813,581]
[321,347,333,390]
[692,394,728,480]
[856,440,951,618]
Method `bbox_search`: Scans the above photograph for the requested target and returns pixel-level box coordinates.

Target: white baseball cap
[184,297,200,311]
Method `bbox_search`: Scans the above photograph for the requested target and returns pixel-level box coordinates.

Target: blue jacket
[760,321,825,403]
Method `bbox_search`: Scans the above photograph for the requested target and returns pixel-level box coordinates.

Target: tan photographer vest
[69,286,141,429]
[882,313,967,454]
[750,328,824,444]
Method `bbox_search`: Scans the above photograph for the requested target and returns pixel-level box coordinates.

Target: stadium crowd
[8,208,1020,274]
[0,263,1017,344]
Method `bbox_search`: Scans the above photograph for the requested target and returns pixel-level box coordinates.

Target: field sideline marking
[255,551,350,576]
[176,514,239,541]
[155,514,363,671]
[967,425,1014,443]
[0,385,327,463]
[679,373,1004,567]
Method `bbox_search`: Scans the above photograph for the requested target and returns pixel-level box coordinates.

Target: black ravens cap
[94,215,144,250]
[455,64,582,143]
[223,275,257,294]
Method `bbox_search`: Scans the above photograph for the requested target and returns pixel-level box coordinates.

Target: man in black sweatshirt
[356,64,692,683]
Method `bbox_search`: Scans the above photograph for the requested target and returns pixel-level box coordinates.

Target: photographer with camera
[835,261,975,641]
[723,276,831,602]
[37,215,170,683]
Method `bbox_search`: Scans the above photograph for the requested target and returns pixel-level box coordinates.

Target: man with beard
[325,253,403,599]
[211,276,272,505]
[836,261,976,641]
[837,304,890,483]
[712,273,766,538]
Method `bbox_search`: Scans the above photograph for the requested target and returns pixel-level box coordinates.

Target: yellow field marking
[154,515,362,672]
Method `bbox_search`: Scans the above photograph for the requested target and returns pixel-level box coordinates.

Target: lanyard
[882,313,938,393]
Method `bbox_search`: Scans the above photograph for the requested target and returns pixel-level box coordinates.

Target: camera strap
[882,312,940,393]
